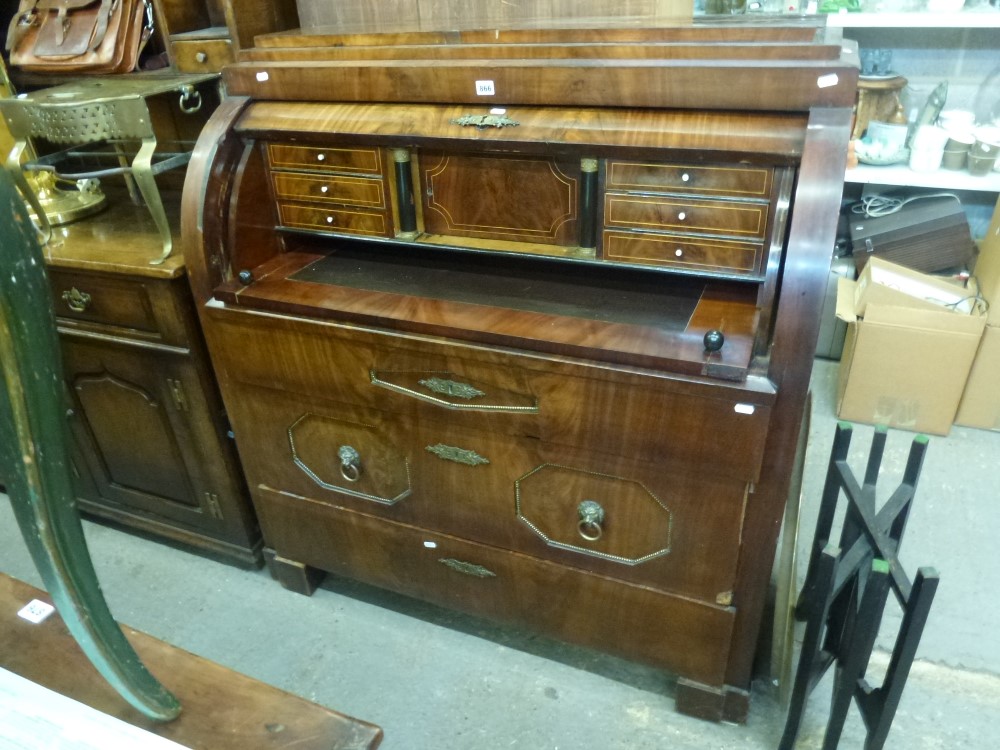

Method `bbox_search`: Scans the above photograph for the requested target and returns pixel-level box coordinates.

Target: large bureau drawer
[209,309,775,484]
[225,382,750,603]
[254,485,736,686]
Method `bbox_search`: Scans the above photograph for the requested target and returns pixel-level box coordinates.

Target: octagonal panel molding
[515,463,672,565]
[288,413,411,505]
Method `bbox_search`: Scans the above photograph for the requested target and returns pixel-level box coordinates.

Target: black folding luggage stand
[780,423,940,750]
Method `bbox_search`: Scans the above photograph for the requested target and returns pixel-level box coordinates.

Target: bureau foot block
[675,678,750,724]
[263,548,326,596]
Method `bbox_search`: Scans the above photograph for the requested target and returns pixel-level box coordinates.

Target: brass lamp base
[26,170,106,226]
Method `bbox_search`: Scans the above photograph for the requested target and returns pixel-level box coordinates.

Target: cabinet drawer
[272,172,387,209]
[267,144,383,175]
[227,382,750,600]
[255,485,736,685]
[277,202,391,236]
[604,194,768,239]
[170,39,234,73]
[48,269,160,335]
[212,312,774,484]
[603,231,764,275]
[607,161,773,198]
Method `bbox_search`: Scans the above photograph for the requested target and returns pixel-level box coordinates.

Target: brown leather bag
[6,0,153,74]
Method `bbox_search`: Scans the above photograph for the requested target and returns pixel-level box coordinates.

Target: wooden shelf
[824,10,1000,28]
[846,163,1000,192]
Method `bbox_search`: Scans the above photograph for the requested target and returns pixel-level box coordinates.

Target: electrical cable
[851,192,961,218]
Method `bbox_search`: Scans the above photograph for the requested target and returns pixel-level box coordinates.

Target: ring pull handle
[62,287,91,313]
[577,500,605,542]
[338,445,362,482]
[179,85,203,114]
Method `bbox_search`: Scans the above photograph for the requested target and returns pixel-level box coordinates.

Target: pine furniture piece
[182,21,857,720]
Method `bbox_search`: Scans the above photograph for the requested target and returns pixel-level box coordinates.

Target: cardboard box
[836,259,987,436]
[956,200,1000,430]
[852,256,978,316]
[971,198,1000,326]
[955,325,1000,430]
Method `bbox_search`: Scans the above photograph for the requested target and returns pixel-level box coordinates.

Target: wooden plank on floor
[0,573,383,749]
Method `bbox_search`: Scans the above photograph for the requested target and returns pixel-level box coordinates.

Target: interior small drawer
[603,230,765,275]
[267,143,383,175]
[604,194,769,239]
[606,161,773,198]
[47,269,161,336]
[277,202,392,237]
[170,38,234,73]
[272,171,387,209]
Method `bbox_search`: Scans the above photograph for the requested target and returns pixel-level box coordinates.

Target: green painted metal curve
[0,169,180,721]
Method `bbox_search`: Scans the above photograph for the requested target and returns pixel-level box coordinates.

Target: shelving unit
[835,10,1000,237]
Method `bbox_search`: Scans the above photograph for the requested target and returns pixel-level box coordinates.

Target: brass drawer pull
[439,558,496,578]
[577,499,605,541]
[426,443,489,466]
[62,287,92,313]
[338,445,362,482]
[419,376,485,400]
[370,370,539,413]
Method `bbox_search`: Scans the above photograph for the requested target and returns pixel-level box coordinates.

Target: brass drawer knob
[338,445,362,482]
[62,287,91,313]
[577,499,605,541]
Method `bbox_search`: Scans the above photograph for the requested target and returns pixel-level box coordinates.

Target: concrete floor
[2,358,1000,749]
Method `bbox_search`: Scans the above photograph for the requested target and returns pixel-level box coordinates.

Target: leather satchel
[6,0,153,74]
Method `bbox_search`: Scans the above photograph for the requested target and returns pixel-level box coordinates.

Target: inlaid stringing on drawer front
[606,161,773,198]
[604,194,768,239]
[277,202,390,236]
[603,231,764,275]
[267,143,383,174]
[272,172,387,209]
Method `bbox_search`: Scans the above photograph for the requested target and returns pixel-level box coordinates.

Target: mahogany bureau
[181,22,857,720]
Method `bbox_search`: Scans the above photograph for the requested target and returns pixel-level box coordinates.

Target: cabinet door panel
[420,152,579,246]
[62,338,224,530]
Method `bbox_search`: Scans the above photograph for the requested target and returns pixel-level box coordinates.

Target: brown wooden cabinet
[151,0,298,73]
[45,195,260,566]
[182,23,857,720]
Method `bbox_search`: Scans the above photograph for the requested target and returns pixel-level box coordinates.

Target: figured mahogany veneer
[182,21,855,722]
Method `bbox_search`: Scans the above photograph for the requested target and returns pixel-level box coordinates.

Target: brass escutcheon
[439,558,496,578]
